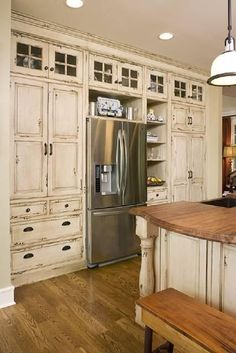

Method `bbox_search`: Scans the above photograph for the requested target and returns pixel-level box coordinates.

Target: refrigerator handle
[122,129,128,194]
[116,129,123,194]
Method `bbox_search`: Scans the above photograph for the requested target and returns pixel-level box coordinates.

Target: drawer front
[11,202,47,220]
[12,238,83,272]
[147,188,168,203]
[11,215,82,246]
[49,199,81,215]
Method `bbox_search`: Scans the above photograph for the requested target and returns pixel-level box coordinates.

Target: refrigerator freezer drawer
[87,206,140,265]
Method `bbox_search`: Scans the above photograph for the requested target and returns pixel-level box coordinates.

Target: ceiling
[11,0,236,96]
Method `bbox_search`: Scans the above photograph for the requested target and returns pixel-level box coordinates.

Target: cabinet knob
[188,95,193,99]
[50,67,55,72]
[23,226,34,232]
[25,208,31,213]
[65,204,69,208]
[114,79,122,84]
[156,194,159,197]
[62,221,71,226]
[44,66,48,71]
[23,253,34,259]
[62,245,71,251]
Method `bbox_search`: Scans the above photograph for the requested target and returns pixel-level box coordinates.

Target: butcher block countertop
[130,201,236,244]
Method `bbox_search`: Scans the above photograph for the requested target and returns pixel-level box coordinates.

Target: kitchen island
[131,201,236,324]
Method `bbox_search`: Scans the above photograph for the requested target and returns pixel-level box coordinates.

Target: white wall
[206,85,222,199]
[222,95,236,116]
[0,0,14,306]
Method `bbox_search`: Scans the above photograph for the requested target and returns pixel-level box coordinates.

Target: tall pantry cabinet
[10,34,85,286]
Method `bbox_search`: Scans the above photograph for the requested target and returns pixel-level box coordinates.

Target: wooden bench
[136,288,236,353]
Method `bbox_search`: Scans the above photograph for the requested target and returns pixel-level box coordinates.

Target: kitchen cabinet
[89,54,143,94]
[11,34,83,83]
[171,133,205,202]
[11,77,83,199]
[146,68,168,99]
[172,103,205,132]
[161,231,207,301]
[171,75,205,106]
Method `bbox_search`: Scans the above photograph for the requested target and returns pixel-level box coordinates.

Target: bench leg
[144,326,153,353]
[167,342,174,353]
[153,341,174,353]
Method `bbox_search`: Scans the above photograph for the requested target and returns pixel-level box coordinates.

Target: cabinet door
[118,62,143,94]
[11,35,48,78]
[189,135,205,201]
[146,69,167,99]
[89,54,117,89]
[171,76,188,102]
[189,81,205,106]
[221,245,236,317]
[163,232,207,301]
[172,104,189,131]
[48,45,83,83]
[11,78,48,198]
[190,107,205,132]
[171,134,189,201]
[48,84,82,196]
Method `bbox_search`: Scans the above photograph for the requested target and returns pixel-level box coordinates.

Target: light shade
[223,146,236,158]
[207,50,236,86]
[159,32,174,41]
[66,0,83,8]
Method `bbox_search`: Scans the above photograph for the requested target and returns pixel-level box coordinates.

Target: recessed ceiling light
[66,0,84,8]
[159,32,174,41]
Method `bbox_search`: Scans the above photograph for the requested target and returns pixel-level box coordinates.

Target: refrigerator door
[122,121,147,205]
[87,206,140,265]
[87,117,123,209]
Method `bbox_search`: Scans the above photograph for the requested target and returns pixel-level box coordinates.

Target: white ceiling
[11,0,236,95]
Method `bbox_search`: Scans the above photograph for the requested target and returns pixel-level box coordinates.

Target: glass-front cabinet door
[89,54,117,89]
[117,63,142,94]
[11,35,48,77]
[172,76,188,102]
[189,81,205,105]
[146,69,167,99]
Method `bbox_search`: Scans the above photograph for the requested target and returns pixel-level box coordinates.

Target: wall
[0,0,15,307]
[206,85,222,199]
[222,95,236,116]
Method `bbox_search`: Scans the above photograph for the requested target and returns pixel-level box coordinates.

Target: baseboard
[0,286,15,309]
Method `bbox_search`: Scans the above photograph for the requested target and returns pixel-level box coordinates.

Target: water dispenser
[95,164,117,195]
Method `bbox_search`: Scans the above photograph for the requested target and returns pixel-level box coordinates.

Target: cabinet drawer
[147,187,168,203]
[12,238,83,272]
[49,199,81,215]
[11,202,47,220]
[11,215,82,246]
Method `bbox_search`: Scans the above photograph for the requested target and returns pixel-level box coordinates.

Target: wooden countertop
[130,201,236,244]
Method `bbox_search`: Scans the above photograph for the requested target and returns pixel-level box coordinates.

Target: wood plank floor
[0,257,163,353]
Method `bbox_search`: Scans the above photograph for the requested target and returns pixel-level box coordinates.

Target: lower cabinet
[10,196,85,286]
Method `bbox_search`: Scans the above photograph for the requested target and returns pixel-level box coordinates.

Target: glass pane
[181,91,186,98]
[174,89,180,97]
[104,74,112,83]
[55,63,65,75]
[131,79,138,89]
[30,59,42,70]
[131,70,138,79]
[104,64,112,74]
[198,94,203,101]
[17,43,29,55]
[158,76,164,84]
[150,74,157,83]
[150,83,157,92]
[175,80,179,88]
[122,68,129,77]
[31,46,42,58]
[122,77,129,87]
[17,55,29,67]
[158,86,164,93]
[67,66,76,76]
[94,72,103,82]
[67,55,76,65]
[94,61,103,71]
[55,52,65,63]
[198,86,203,94]
[181,82,186,89]
[192,85,197,92]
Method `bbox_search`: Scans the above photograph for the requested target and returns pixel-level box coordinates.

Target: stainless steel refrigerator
[86,117,146,267]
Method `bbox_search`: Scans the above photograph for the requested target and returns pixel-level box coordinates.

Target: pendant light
[66,0,84,8]
[208,0,236,86]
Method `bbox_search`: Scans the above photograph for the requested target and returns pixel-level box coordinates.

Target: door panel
[87,206,140,265]
[190,107,205,132]
[190,135,205,201]
[122,121,146,205]
[172,104,189,131]
[221,245,236,316]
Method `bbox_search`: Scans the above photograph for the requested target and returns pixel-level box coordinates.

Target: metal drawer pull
[23,226,34,232]
[62,245,71,251]
[156,194,159,197]
[65,204,69,208]
[62,221,71,226]
[25,208,31,213]
[23,253,34,259]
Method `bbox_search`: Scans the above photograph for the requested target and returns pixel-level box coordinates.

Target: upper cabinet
[11,35,83,83]
[172,104,205,133]
[146,69,168,100]
[89,54,143,94]
[171,75,205,106]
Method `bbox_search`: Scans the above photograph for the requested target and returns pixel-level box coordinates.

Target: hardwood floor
[0,257,162,353]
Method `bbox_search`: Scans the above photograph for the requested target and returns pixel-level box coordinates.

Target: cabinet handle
[25,208,31,213]
[147,86,152,90]
[62,245,71,251]
[188,95,193,99]
[188,170,191,179]
[189,116,193,125]
[49,143,53,156]
[23,253,34,259]
[114,79,122,84]
[50,67,55,72]
[189,170,193,179]
[44,66,48,71]
[23,226,34,232]
[44,143,48,156]
[62,221,71,226]
[156,194,159,197]
[224,255,227,266]
[65,204,69,208]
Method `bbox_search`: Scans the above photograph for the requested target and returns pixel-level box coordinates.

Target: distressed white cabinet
[146,69,168,99]
[171,133,205,202]
[11,34,83,83]
[89,54,143,94]
[171,76,205,106]
[172,104,205,132]
[11,77,82,199]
